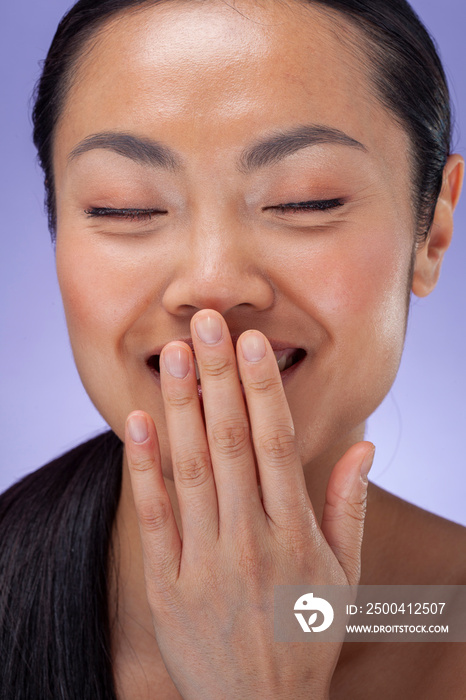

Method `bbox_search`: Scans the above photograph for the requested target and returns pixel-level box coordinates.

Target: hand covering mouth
[147,347,306,381]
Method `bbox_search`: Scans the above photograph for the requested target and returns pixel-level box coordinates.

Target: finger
[191,311,264,530]
[320,442,375,586]
[126,410,181,593]
[160,341,219,548]
[237,330,312,529]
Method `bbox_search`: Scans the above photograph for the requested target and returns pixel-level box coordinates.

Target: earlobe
[412,154,464,298]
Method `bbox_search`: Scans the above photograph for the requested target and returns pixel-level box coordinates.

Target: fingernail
[360,446,375,480]
[194,314,223,344]
[163,345,190,378]
[128,414,149,444]
[241,332,266,362]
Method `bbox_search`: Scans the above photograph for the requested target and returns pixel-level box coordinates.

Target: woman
[1,0,465,698]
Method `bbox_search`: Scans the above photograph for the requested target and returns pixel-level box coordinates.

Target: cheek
[322,225,414,414]
[344,233,412,348]
[55,235,159,423]
[293,224,412,346]
[278,222,413,410]
[55,235,158,342]
[283,226,414,462]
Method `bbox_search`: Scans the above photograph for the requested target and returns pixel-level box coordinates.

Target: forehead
[54,0,409,177]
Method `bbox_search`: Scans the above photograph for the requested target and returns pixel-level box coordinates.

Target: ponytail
[0,431,122,699]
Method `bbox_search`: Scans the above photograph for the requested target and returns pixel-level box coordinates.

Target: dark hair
[0,431,122,699]
[3,1,452,697]
[32,0,452,246]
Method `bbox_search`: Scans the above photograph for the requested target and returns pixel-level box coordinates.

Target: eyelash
[269,198,344,214]
[84,198,344,221]
[85,207,165,220]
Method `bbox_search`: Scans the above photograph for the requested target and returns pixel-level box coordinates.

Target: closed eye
[85,199,344,220]
[265,198,344,213]
[85,207,167,220]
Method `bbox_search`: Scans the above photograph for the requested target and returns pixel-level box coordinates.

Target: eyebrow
[68,124,366,171]
[239,124,366,171]
[68,132,180,170]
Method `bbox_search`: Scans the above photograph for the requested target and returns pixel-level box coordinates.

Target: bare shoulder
[331,485,466,699]
[332,640,466,700]
[363,483,466,585]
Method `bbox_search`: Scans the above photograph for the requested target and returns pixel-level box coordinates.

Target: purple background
[1,1,465,525]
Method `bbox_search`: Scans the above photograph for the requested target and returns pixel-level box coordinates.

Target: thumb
[320,442,375,586]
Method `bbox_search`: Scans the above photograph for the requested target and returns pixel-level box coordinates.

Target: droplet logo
[294,592,334,633]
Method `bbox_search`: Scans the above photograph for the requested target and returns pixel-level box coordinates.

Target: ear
[412,154,464,298]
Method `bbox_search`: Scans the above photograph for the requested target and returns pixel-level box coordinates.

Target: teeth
[276,353,288,372]
[274,351,292,372]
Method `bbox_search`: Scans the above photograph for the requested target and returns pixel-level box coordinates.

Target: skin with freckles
[55,0,413,485]
[50,1,465,698]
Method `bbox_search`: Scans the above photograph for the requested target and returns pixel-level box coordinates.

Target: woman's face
[53,0,416,477]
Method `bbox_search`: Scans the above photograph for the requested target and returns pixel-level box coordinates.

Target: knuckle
[323,501,345,525]
[247,375,284,395]
[276,505,313,535]
[345,495,367,523]
[326,490,367,526]
[138,498,172,532]
[165,390,197,410]
[174,450,211,487]
[130,455,155,473]
[201,354,234,378]
[273,514,315,557]
[277,533,309,562]
[258,426,296,464]
[211,417,250,457]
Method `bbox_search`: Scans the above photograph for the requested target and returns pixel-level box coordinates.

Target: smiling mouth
[147,347,306,382]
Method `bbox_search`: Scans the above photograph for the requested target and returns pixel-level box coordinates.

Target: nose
[161,217,275,317]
